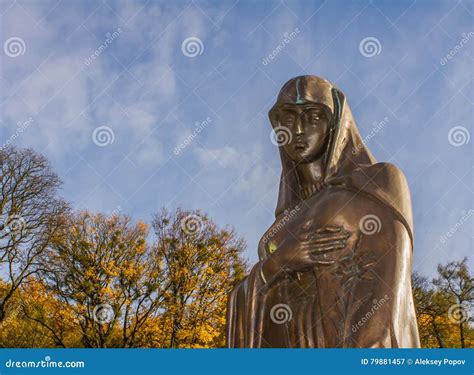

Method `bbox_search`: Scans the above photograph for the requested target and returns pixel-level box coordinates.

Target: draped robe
[226,76,420,348]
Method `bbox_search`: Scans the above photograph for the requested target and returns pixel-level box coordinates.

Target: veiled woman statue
[226,75,420,348]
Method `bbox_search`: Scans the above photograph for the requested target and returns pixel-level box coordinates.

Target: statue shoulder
[368,162,408,183]
[337,162,411,207]
[355,162,409,190]
[361,162,411,204]
[351,162,413,236]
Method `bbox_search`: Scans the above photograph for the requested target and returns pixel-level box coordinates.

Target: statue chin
[226,75,420,348]
[288,150,323,164]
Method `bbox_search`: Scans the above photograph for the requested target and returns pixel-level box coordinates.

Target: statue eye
[283,113,296,125]
[304,109,322,123]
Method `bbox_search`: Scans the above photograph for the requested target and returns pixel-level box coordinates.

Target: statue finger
[307,231,351,242]
[306,245,341,255]
[302,241,347,253]
[315,225,343,234]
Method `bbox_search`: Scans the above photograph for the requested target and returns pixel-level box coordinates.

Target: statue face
[277,103,331,163]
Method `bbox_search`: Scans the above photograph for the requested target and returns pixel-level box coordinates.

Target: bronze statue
[226,75,420,348]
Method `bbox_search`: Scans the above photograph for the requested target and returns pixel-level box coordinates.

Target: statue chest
[258,187,377,261]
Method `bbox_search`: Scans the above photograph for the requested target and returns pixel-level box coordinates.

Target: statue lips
[294,140,307,150]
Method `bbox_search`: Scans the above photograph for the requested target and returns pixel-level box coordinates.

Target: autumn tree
[413,272,451,347]
[1,208,248,348]
[151,208,247,348]
[413,259,473,348]
[37,212,166,348]
[0,146,68,322]
[433,258,473,348]
[0,277,78,348]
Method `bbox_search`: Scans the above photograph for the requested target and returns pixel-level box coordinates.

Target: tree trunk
[459,322,465,348]
[431,318,444,348]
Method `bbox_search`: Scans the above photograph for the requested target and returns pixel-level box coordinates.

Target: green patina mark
[331,87,342,120]
[295,77,304,104]
[268,241,278,254]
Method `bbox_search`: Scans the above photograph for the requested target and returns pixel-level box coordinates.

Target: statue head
[269,75,377,217]
[269,76,335,164]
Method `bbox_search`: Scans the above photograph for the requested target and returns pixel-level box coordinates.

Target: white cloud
[195,146,239,168]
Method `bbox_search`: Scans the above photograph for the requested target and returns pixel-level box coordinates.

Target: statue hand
[261,225,350,283]
[297,225,351,256]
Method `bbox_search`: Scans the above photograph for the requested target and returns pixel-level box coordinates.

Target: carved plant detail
[332,234,377,347]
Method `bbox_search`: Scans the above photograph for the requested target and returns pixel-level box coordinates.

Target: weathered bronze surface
[226,75,420,348]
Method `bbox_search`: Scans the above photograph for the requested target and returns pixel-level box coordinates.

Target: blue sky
[1,0,472,277]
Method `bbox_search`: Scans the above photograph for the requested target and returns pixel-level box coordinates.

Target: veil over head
[269,75,376,217]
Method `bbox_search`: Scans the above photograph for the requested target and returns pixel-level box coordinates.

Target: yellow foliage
[0,208,248,348]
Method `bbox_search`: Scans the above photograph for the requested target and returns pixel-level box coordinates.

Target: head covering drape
[268,75,413,244]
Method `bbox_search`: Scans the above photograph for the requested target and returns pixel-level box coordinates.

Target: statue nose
[295,118,304,135]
